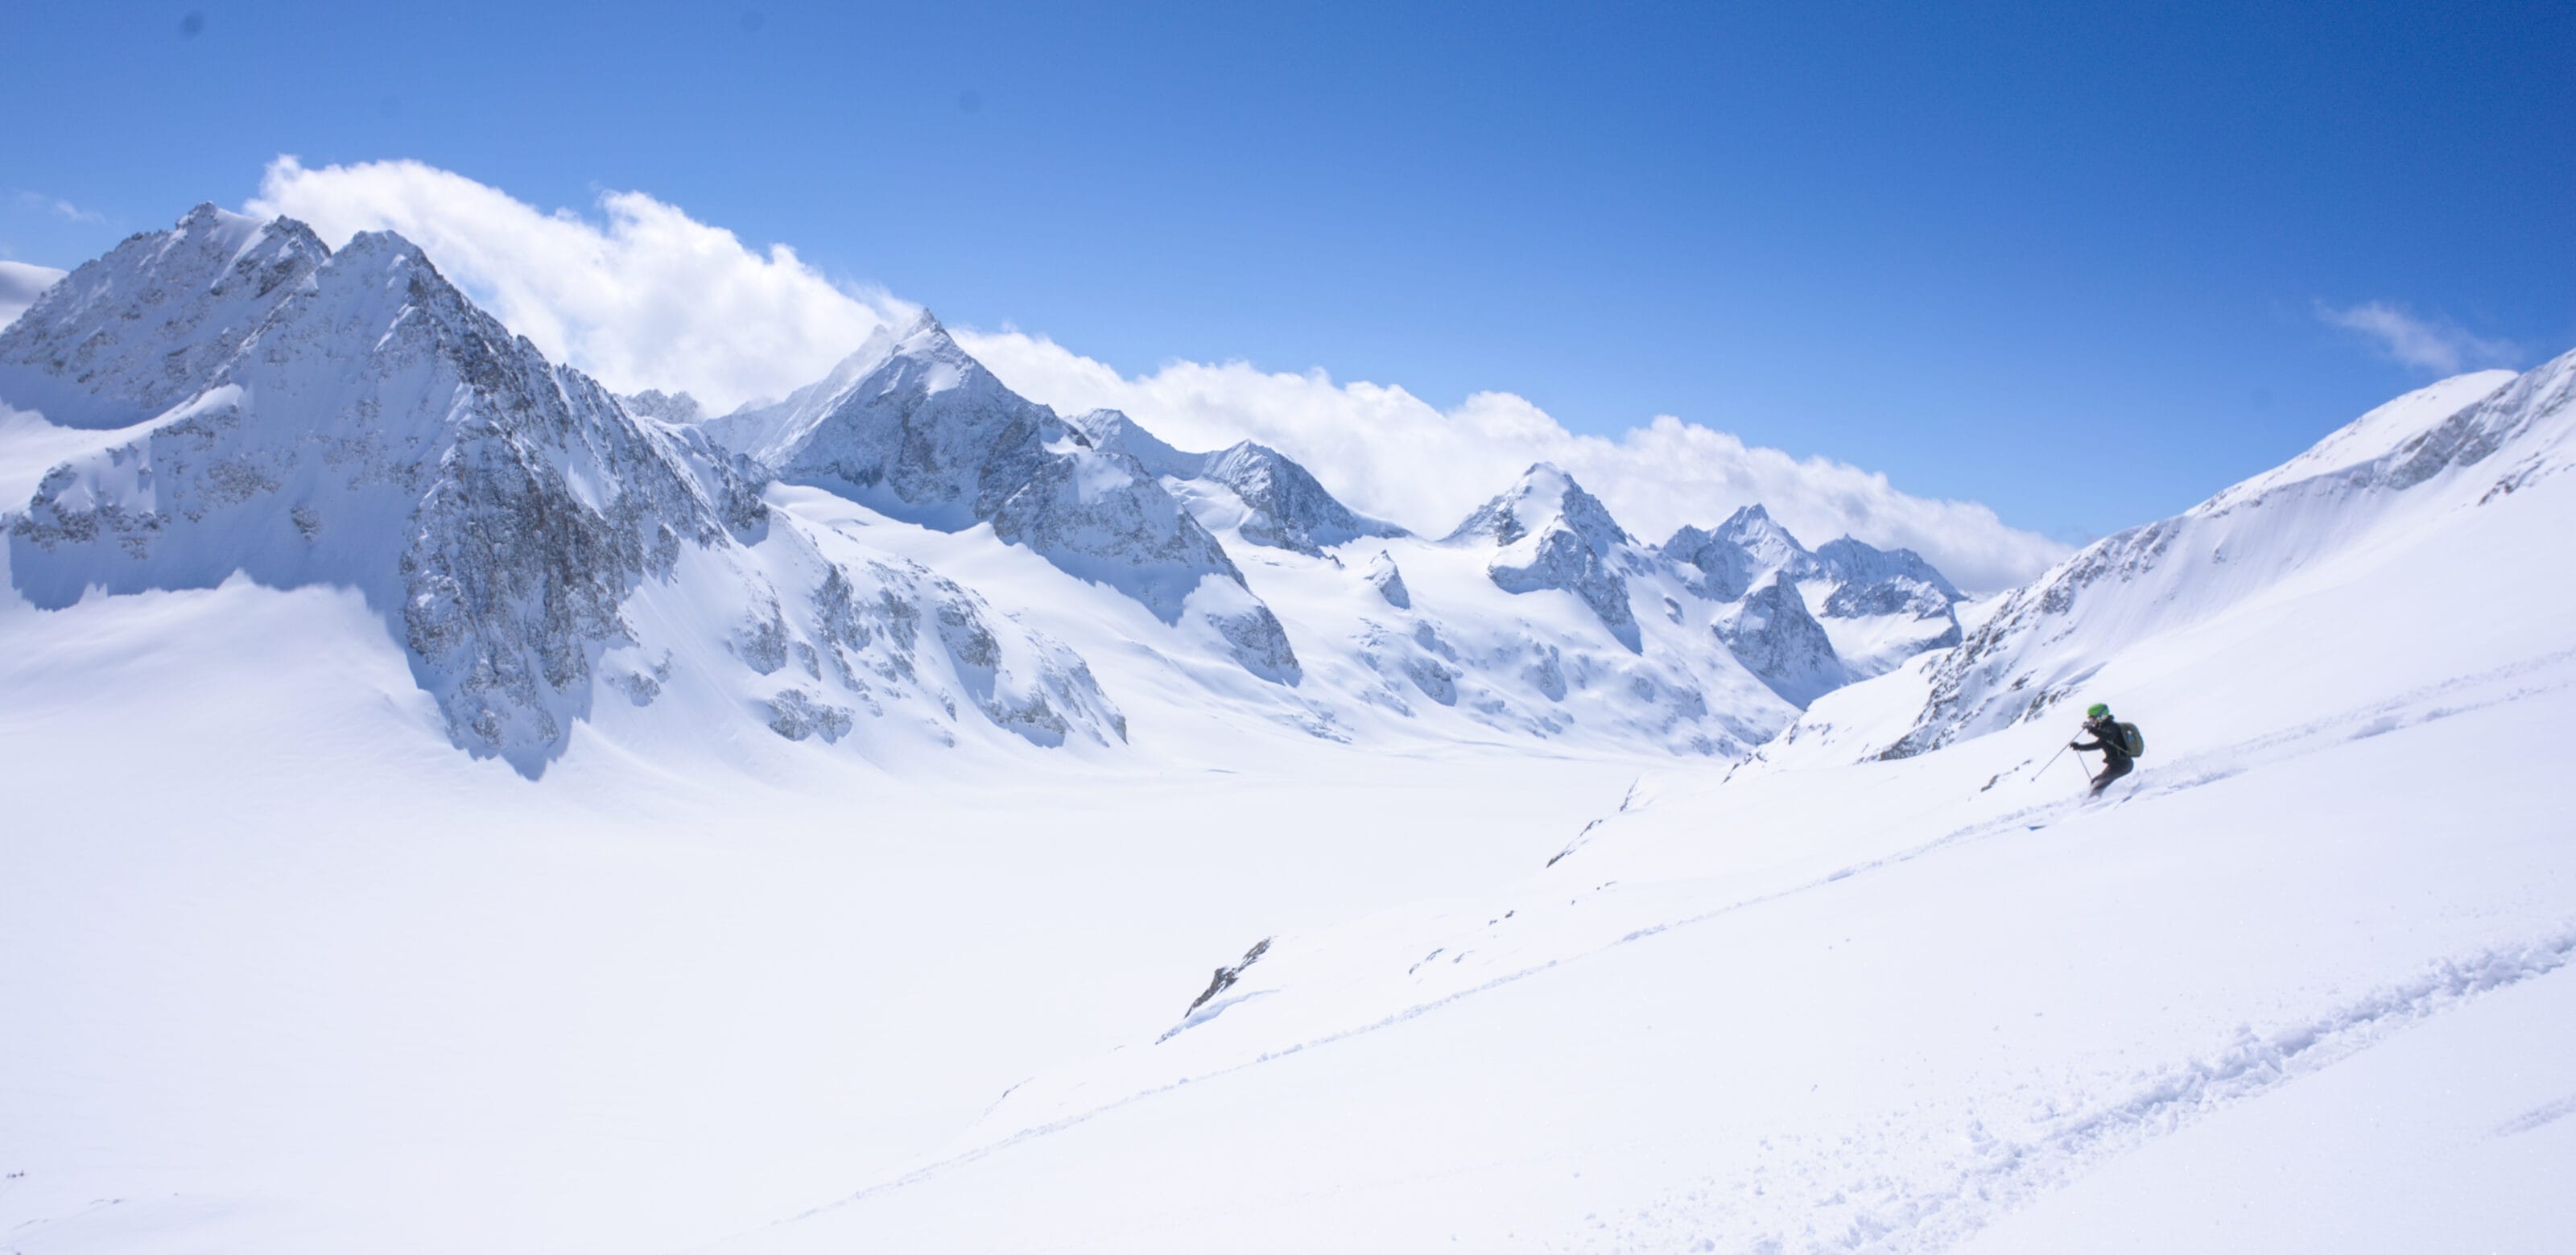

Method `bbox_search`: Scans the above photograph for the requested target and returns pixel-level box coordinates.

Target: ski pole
[2028,741,2070,781]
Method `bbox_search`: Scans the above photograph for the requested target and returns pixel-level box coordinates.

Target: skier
[2069,703,2136,795]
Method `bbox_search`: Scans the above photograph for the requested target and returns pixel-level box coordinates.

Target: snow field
[721,648,2576,1254]
[4,204,2574,1253]
[0,565,1642,1253]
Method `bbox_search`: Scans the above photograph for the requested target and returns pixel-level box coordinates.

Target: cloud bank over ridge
[957,332,2065,592]
[0,260,67,329]
[242,157,2065,591]
[250,158,917,415]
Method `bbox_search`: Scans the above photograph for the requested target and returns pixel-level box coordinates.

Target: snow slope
[6,204,2568,1253]
[1770,364,2546,766]
[704,357,2576,1253]
[0,563,1649,1254]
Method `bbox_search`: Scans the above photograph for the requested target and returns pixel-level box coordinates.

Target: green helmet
[2085,703,2110,720]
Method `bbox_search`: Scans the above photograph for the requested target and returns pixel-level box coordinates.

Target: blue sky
[3,0,2569,546]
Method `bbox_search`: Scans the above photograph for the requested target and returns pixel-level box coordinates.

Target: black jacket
[2072,716,2131,763]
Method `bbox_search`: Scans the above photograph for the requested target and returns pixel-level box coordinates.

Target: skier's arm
[2070,737,2103,750]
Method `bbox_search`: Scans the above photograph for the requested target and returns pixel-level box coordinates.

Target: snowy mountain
[1662,502,1967,684]
[691,311,1892,755]
[1666,502,1819,601]
[704,314,1302,683]
[1447,462,1645,649]
[0,205,330,430]
[1067,408,1407,556]
[0,208,1963,774]
[1815,535,1962,617]
[0,207,1125,772]
[0,206,2000,778]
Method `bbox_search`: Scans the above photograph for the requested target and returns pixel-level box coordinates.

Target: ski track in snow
[730,644,2576,1252]
[2492,1092,2576,1137]
[1550,935,2576,1254]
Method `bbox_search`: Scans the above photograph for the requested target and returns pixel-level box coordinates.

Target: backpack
[2116,721,2145,758]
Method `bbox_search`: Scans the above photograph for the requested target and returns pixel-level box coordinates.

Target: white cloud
[247,157,914,412]
[956,330,2067,592]
[2316,299,2520,375]
[238,157,2062,592]
[14,192,104,225]
[0,259,68,328]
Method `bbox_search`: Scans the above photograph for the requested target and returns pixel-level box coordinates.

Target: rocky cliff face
[1363,549,1410,609]
[1713,573,1847,707]
[0,204,331,430]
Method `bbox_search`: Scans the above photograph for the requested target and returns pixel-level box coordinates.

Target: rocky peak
[1450,464,1640,650]
[709,320,1300,682]
[1063,411,1400,555]
[1066,408,1195,478]
[872,309,990,400]
[1813,536,1963,621]
[1661,504,1825,602]
[1202,440,1404,555]
[4,212,748,771]
[621,389,705,426]
[1814,537,1961,599]
[1711,504,1816,572]
[0,205,331,429]
[1447,463,1630,551]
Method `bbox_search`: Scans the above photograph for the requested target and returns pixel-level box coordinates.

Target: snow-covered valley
[2,207,2572,1253]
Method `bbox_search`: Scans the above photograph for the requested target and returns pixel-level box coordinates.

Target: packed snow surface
[2,208,2571,1253]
